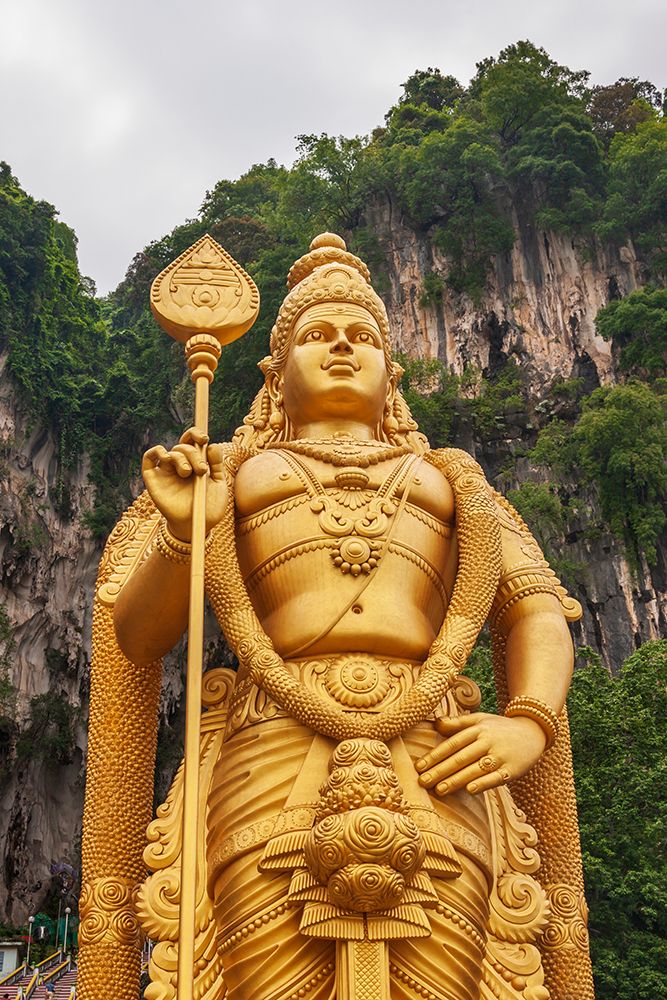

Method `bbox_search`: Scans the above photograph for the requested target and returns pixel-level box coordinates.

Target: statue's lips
[322,359,360,373]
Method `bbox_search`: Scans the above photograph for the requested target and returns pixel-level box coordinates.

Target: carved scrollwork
[541,883,590,953]
[136,668,235,1000]
[479,785,551,999]
[488,874,550,944]
[96,492,161,606]
[79,876,141,947]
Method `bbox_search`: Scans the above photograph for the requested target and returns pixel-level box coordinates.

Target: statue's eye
[304,329,324,342]
[355,330,377,344]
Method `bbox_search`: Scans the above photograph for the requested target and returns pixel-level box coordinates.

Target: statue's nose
[331,330,353,353]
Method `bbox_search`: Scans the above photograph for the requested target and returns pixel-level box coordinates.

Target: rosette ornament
[304,739,426,913]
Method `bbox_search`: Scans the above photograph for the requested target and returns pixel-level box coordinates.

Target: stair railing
[0,961,27,988]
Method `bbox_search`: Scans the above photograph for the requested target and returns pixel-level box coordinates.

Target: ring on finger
[479,755,497,773]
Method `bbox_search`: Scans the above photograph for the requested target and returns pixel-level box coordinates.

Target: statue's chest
[234,455,454,586]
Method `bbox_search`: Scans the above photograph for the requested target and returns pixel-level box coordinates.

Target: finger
[142,444,193,480]
[160,449,195,478]
[435,714,484,735]
[435,757,502,797]
[466,767,511,795]
[207,444,226,482]
[415,727,480,773]
[142,445,170,471]
[172,443,208,476]
[418,741,486,789]
[179,427,209,447]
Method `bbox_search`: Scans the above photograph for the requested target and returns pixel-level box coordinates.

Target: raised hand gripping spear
[150,237,259,999]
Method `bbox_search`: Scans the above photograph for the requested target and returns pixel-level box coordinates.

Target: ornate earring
[269,385,285,431]
[383,397,399,437]
[269,406,285,431]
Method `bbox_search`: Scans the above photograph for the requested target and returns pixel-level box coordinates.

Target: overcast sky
[1,0,665,294]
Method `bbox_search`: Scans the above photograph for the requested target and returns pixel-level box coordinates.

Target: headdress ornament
[261,233,393,374]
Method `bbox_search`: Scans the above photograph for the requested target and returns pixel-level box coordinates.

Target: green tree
[508,106,605,231]
[596,286,667,379]
[568,641,667,999]
[398,357,459,447]
[597,119,667,274]
[382,69,463,144]
[587,78,663,146]
[278,133,369,236]
[377,116,513,297]
[532,382,667,562]
[472,40,590,144]
[467,359,526,436]
[394,68,464,114]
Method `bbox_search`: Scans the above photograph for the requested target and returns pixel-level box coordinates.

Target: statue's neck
[292,419,378,441]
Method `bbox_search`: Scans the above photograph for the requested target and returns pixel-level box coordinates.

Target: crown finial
[309,232,347,252]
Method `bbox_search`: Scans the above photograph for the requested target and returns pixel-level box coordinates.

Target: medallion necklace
[275,450,418,578]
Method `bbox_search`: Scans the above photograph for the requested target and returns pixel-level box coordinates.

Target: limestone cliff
[370,200,665,667]
[0,218,664,923]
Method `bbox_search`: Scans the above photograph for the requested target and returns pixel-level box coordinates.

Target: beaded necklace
[268,436,412,468]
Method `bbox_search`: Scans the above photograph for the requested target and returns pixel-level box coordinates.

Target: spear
[150,236,259,999]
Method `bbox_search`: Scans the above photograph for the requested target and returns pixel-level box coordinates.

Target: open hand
[142,428,228,541]
[415,712,547,797]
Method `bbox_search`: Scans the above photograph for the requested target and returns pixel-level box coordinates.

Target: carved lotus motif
[325,657,390,708]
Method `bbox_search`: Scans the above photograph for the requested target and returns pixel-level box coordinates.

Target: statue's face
[280,302,390,430]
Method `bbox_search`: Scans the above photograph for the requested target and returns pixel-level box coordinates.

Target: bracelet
[155,521,217,564]
[504,696,560,749]
[155,521,192,564]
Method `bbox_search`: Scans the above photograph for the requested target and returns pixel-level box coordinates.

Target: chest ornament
[268,435,412,468]
[278,450,416,577]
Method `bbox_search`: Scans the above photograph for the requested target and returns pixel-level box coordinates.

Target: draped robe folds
[207,713,494,1000]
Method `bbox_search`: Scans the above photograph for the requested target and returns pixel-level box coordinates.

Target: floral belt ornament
[260,738,462,941]
[324,656,392,709]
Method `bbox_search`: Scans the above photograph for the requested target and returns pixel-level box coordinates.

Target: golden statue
[78,234,595,1000]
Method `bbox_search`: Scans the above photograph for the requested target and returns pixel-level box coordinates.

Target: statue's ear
[265,370,283,406]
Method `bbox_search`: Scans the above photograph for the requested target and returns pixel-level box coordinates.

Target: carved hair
[233,233,429,455]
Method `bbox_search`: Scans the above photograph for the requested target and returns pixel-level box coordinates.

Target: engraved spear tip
[150,233,260,346]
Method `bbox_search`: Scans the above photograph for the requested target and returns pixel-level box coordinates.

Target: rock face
[0,352,95,922]
[0,215,664,922]
[370,201,644,387]
[369,199,665,668]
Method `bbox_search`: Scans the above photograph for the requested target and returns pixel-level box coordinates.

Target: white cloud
[1,0,665,293]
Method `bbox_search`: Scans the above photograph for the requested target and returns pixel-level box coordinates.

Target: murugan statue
[79,234,595,1000]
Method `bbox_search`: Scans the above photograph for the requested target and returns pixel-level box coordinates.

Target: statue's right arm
[113,429,228,666]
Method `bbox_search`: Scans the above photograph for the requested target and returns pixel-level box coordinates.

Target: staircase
[32,963,77,999]
[0,966,35,999]
[0,955,77,1000]
[56,969,76,998]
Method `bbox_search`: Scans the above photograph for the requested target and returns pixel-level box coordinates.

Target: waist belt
[225,654,482,740]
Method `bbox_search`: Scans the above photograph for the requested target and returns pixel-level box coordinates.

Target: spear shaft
[177,335,220,1000]
[149,235,259,998]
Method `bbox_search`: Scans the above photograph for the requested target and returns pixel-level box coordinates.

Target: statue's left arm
[416,500,575,798]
